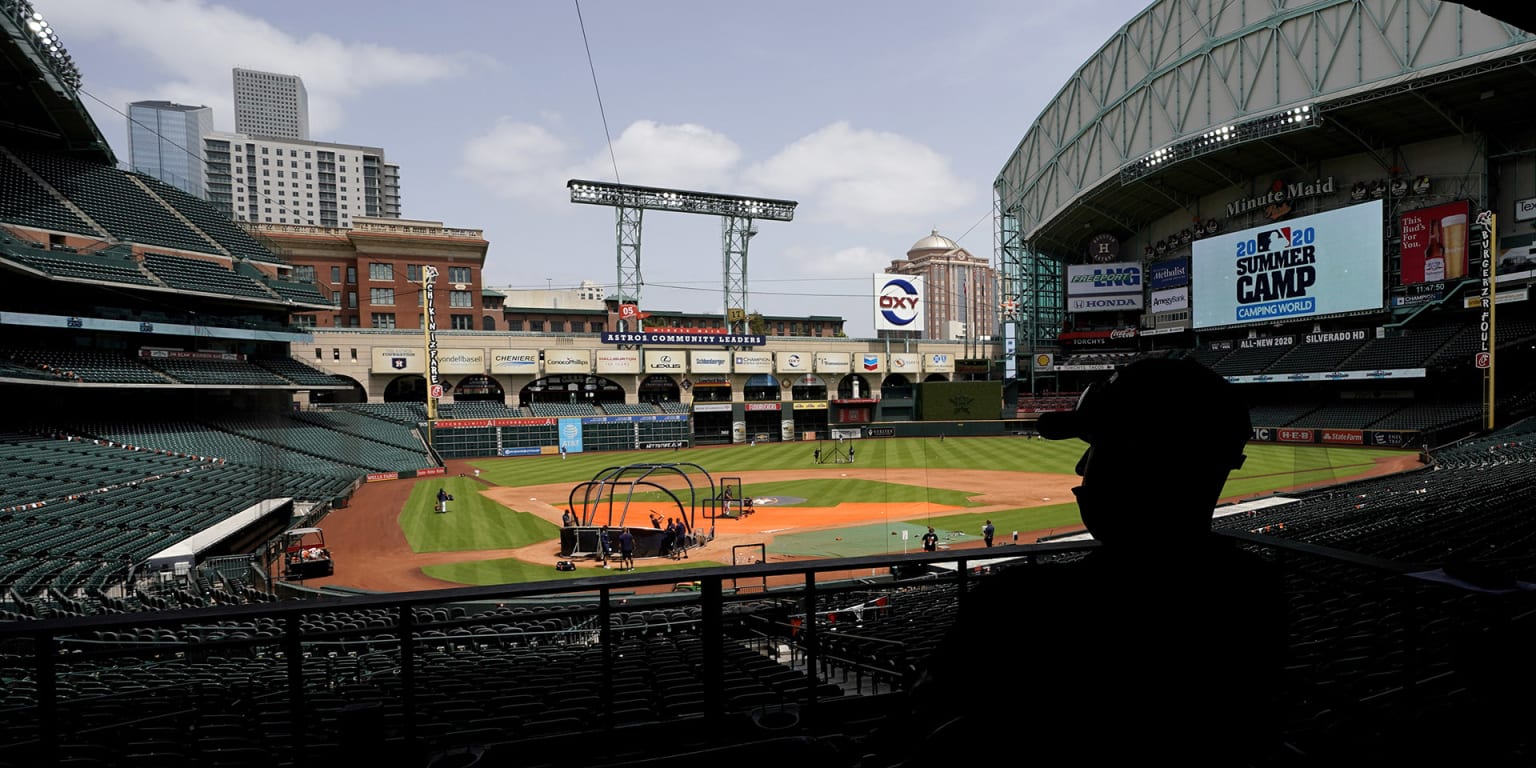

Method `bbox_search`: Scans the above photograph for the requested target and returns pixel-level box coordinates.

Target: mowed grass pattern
[618,478,981,509]
[401,437,1415,583]
[398,476,560,553]
[468,437,1090,486]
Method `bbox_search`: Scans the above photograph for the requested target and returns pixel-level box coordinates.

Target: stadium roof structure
[1459,0,1536,34]
[0,1,113,163]
[997,0,1536,253]
[993,0,1536,350]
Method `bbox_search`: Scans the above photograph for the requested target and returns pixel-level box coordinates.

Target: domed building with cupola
[880,228,998,342]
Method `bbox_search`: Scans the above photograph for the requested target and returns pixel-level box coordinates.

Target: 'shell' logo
[879,278,921,326]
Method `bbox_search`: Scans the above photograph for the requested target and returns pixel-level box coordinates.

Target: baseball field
[305,435,1423,592]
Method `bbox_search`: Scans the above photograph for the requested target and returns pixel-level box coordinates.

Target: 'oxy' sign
[878,277,921,326]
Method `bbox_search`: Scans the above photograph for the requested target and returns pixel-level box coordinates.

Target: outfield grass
[611,478,982,509]
[398,476,560,553]
[422,554,712,585]
[416,437,1415,583]
[466,436,1091,485]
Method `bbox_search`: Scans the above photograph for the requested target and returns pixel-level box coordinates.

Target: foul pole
[422,266,441,441]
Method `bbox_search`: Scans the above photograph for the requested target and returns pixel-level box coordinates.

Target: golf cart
[282,527,334,579]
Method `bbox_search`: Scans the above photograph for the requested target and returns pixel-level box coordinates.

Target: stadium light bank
[568,180,797,222]
[1119,104,1317,183]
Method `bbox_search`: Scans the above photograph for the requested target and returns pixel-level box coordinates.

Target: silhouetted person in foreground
[867,357,1286,767]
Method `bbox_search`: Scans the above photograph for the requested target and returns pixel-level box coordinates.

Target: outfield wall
[428,413,1046,458]
[430,414,692,459]
[864,420,1033,439]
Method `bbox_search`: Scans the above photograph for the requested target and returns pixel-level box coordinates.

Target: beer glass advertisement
[1191,199,1384,329]
[1399,200,1470,285]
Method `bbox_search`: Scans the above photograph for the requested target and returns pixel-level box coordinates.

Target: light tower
[568,180,797,335]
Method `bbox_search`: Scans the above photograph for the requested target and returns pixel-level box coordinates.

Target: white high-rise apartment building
[203,131,401,227]
[232,67,310,140]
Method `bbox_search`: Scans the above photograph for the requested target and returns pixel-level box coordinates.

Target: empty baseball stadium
[4,0,1536,766]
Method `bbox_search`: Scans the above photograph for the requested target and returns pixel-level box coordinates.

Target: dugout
[145,498,294,576]
[692,402,732,444]
[744,401,783,442]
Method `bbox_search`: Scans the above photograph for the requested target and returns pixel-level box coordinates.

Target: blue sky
[41,0,1151,337]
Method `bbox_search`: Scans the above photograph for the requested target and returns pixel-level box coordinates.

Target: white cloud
[43,0,468,136]
[567,120,741,191]
[782,244,894,278]
[459,117,970,237]
[460,118,742,205]
[743,121,977,228]
[457,120,571,205]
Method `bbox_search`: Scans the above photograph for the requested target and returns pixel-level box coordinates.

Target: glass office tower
[127,100,213,197]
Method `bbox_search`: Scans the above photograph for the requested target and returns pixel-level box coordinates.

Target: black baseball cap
[1036,357,1250,466]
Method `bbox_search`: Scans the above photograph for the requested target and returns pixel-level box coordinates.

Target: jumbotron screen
[1191,200,1384,329]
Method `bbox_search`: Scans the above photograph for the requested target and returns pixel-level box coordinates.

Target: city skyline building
[232,67,309,140]
[884,229,998,343]
[203,131,400,226]
[126,100,212,197]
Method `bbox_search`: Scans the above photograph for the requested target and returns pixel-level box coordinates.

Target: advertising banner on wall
[815,352,850,373]
[1192,200,1384,329]
[689,350,731,373]
[888,353,922,375]
[558,418,584,454]
[874,273,925,333]
[1400,200,1470,285]
[437,349,485,374]
[643,350,686,374]
[1066,261,1144,295]
[601,331,764,346]
[1149,287,1189,313]
[372,347,424,374]
[544,349,592,374]
[1059,328,1138,347]
[595,349,640,374]
[490,349,540,374]
[857,353,884,373]
[1066,261,1143,313]
[1518,197,1536,222]
[925,352,955,373]
[1068,294,1144,312]
[1149,258,1190,290]
[776,351,813,374]
[732,350,773,373]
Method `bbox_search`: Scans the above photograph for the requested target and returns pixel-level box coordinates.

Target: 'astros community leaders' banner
[1192,199,1384,329]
